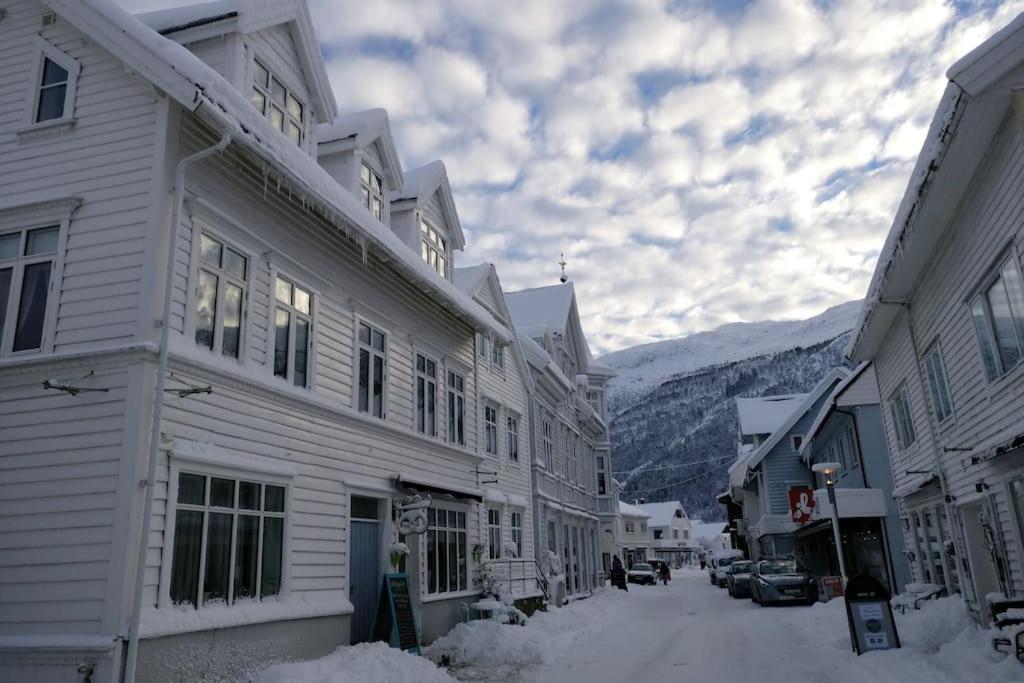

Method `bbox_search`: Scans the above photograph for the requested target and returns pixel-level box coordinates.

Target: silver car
[750,559,818,605]
[726,560,754,598]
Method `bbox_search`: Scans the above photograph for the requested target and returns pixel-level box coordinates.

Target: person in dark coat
[660,561,671,586]
[611,555,628,591]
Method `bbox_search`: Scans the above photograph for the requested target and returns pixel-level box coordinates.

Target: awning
[394,474,483,502]
[891,472,939,499]
[966,428,1024,466]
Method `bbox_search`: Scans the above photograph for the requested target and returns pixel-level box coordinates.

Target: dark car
[725,560,755,598]
[750,558,818,605]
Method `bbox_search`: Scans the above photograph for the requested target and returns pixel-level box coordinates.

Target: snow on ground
[248,642,456,683]
[431,568,1024,682]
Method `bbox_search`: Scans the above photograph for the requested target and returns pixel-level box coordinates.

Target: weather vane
[559,253,567,283]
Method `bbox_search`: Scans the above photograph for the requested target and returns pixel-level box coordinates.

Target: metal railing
[489,558,547,601]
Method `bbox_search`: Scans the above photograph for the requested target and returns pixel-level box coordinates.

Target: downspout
[123,128,232,683]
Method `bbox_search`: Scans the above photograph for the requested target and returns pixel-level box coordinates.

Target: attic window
[25,38,80,128]
[252,59,304,146]
[360,164,383,220]
[420,220,447,277]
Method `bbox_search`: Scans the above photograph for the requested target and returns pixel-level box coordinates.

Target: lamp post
[812,462,848,585]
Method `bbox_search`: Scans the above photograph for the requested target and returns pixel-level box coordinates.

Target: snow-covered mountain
[600,301,860,520]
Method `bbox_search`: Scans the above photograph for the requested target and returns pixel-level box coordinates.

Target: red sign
[789,487,815,524]
[822,575,844,598]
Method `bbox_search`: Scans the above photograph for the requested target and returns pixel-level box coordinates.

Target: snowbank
[249,642,456,683]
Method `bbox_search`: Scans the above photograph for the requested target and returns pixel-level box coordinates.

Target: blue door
[350,518,381,643]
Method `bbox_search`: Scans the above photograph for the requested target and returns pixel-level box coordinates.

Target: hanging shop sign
[789,486,815,524]
[843,574,901,655]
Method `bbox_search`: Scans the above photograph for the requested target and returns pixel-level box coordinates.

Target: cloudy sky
[121,0,1024,354]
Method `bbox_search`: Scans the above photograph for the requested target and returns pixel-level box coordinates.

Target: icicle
[361,238,368,265]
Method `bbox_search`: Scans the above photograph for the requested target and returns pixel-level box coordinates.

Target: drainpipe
[123,130,232,683]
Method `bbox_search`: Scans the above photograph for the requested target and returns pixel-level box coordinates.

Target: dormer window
[360,164,383,220]
[252,59,304,146]
[25,38,80,129]
[420,220,447,277]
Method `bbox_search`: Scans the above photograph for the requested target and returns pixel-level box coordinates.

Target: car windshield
[730,561,754,574]
[632,563,652,571]
[717,558,733,567]
[759,560,804,575]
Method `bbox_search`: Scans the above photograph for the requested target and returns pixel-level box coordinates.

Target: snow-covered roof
[741,368,851,474]
[137,0,336,123]
[891,472,939,499]
[392,161,465,250]
[453,264,492,297]
[618,501,652,519]
[49,0,510,344]
[799,363,871,462]
[317,109,403,190]
[505,282,576,338]
[691,521,728,542]
[517,332,573,391]
[735,394,807,436]
[636,501,686,527]
[848,13,1024,360]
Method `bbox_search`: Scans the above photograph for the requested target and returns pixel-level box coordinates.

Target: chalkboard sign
[371,573,421,654]
[843,574,901,655]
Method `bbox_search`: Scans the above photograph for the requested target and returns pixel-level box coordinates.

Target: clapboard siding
[873,115,1024,598]
[0,1,159,357]
[0,357,136,636]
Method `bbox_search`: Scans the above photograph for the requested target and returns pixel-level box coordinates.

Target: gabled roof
[847,13,1024,360]
[636,501,686,527]
[505,282,575,338]
[392,161,465,250]
[798,363,872,462]
[49,0,510,343]
[137,0,337,123]
[517,332,573,392]
[735,393,808,437]
[317,109,404,190]
[618,501,652,519]
[741,367,851,474]
[452,264,492,298]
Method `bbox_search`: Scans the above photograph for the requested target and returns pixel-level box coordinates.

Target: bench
[892,583,946,614]
[988,597,1024,656]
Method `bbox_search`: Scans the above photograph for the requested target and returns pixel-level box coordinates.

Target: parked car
[627,562,657,585]
[726,560,755,598]
[710,550,745,587]
[750,558,818,605]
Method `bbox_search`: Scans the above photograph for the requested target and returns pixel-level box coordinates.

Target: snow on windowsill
[421,589,481,605]
[140,594,353,639]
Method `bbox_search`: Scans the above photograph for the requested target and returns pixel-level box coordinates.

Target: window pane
[286,93,303,120]
[287,123,301,145]
[210,477,235,508]
[13,261,51,352]
[195,270,217,350]
[361,164,370,184]
[417,377,425,433]
[371,329,385,352]
[234,515,260,601]
[270,77,286,103]
[178,473,206,505]
[223,248,246,279]
[238,482,260,510]
[264,485,285,512]
[1003,261,1024,343]
[448,531,458,592]
[41,58,69,86]
[358,323,370,345]
[294,318,309,387]
[987,281,1022,371]
[203,512,233,604]
[0,234,18,260]
[261,517,283,597]
[373,355,384,417]
[251,89,266,115]
[362,187,371,209]
[437,529,449,593]
[271,106,285,132]
[169,509,203,606]
[293,287,310,315]
[372,197,382,220]
[254,61,269,88]
[458,531,467,591]
[274,308,290,378]
[973,299,1000,380]
[427,381,436,436]
[25,226,59,255]
[36,84,66,122]
[200,234,222,266]
[358,349,369,412]
[427,530,436,594]
[0,269,10,342]
[222,282,242,358]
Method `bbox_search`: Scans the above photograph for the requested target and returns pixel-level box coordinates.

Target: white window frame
[510,510,523,558]
[424,503,470,596]
[970,250,1024,382]
[888,382,917,451]
[542,415,554,470]
[506,413,520,463]
[271,271,315,388]
[487,507,502,560]
[484,403,499,456]
[189,230,250,361]
[354,318,388,419]
[0,199,73,357]
[360,162,384,221]
[922,341,954,423]
[415,351,439,437]
[160,453,293,610]
[420,218,448,278]
[250,56,305,147]
[23,37,81,130]
[446,368,466,446]
[490,342,504,370]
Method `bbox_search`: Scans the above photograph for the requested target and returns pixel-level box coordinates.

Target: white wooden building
[847,13,1024,623]
[505,282,617,599]
[637,501,696,567]
[0,1,540,680]
[617,501,652,568]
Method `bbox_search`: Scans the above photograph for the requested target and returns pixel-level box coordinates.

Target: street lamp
[812,461,848,585]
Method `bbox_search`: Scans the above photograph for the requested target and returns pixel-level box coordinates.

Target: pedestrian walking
[660,561,671,586]
[611,555,628,591]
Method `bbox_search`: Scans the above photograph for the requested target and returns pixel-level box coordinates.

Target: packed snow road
[431,568,1015,683]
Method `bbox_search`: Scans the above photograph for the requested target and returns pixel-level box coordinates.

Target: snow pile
[427,588,630,675]
[894,596,974,654]
[249,642,456,683]
[140,593,352,638]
